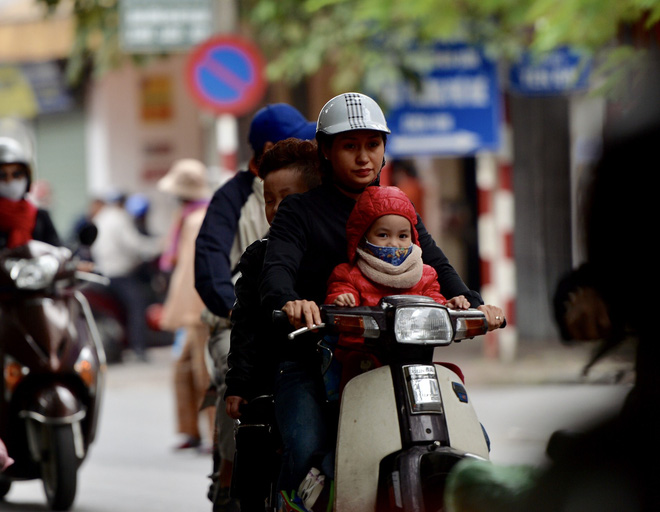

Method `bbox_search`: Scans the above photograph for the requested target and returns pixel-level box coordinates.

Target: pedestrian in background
[157,159,214,451]
[390,159,424,219]
[90,191,162,361]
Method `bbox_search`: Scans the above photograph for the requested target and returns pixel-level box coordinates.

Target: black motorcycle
[0,240,107,510]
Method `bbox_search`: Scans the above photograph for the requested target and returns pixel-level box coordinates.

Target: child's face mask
[364,240,413,266]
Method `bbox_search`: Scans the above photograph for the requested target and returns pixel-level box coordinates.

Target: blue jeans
[274,359,336,494]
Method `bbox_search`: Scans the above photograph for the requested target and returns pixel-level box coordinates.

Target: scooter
[0,240,108,510]
[232,295,494,512]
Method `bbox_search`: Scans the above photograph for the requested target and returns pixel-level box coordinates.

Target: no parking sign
[185,35,266,117]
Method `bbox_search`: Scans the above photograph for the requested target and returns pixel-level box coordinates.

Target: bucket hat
[158,158,211,200]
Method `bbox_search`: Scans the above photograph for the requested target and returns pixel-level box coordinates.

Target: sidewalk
[437,336,636,388]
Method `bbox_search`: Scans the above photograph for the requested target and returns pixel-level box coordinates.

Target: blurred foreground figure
[0,438,13,472]
[445,71,660,512]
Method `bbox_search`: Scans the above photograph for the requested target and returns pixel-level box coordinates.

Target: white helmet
[316,92,390,136]
[0,136,33,185]
[0,137,30,167]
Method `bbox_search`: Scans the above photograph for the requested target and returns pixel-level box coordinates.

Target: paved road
[3,347,213,512]
[473,384,629,466]
[2,345,631,511]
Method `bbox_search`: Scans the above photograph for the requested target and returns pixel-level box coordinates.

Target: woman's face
[365,214,412,248]
[263,167,309,225]
[324,130,385,194]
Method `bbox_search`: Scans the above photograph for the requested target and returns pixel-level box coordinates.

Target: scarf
[159,199,209,272]
[356,244,423,289]
[0,197,38,248]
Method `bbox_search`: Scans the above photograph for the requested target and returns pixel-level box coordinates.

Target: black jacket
[224,238,276,400]
[195,170,256,318]
[260,181,483,314]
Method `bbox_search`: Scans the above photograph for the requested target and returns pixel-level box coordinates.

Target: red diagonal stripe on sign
[201,53,250,94]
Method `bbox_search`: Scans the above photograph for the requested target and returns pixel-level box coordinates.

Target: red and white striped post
[476,115,517,361]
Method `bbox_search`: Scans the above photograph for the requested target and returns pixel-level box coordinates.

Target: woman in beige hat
[157,158,214,451]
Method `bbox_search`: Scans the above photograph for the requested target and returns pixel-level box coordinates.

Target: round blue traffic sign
[186,35,266,116]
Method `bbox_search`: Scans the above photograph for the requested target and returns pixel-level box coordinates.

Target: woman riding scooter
[258,92,505,507]
[0,136,60,249]
[0,136,106,511]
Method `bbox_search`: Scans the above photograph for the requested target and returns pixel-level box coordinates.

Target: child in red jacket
[325,185,470,310]
[323,186,470,400]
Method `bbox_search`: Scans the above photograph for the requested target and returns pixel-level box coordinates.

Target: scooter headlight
[394,307,453,345]
[4,254,60,290]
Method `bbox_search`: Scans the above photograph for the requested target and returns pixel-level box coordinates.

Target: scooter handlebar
[74,271,111,287]
[271,310,325,340]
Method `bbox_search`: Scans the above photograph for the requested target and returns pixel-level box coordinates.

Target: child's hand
[334,293,356,307]
[447,295,470,310]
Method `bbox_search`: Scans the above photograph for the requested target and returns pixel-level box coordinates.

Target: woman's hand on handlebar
[478,304,506,331]
[226,396,247,419]
[446,295,470,310]
[282,300,322,330]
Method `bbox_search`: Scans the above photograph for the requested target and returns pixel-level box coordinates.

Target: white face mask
[0,177,28,201]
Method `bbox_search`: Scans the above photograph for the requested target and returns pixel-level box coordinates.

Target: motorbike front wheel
[41,425,78,511]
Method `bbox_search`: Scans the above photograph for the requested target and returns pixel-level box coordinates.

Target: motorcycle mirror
[78,222,98,246]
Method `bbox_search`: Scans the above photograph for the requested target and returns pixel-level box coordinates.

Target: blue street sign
[382,43,501,157]
[509,46,592,96]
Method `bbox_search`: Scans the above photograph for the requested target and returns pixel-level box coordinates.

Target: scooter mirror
[78,222,98,246]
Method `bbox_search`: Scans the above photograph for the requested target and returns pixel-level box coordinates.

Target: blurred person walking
[90,192,162,361]
[157,159,214,451]
[390,159,424,219]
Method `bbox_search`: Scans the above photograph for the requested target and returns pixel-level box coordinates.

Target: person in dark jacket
[259,92,505,509]
[195,104,316,319]
[196,105,316,512]
[0,136,60,250]
[225,138,322,416]
[213,139,320,512]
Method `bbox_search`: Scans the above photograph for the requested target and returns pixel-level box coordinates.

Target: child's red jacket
[325,186,447,307]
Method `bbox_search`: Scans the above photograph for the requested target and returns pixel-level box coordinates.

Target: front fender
[19,384,87,462]
[18,383,86,425]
